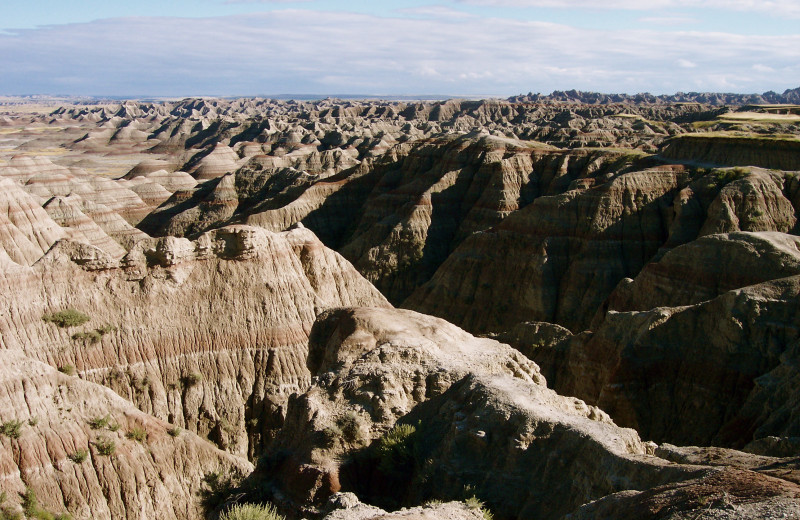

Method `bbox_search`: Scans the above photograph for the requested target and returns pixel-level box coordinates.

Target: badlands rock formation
[1,92,800,519]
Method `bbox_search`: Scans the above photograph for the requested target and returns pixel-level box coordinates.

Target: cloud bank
[1,9,798,96]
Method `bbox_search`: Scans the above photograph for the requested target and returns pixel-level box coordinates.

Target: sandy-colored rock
[0,349,252,519]
[266,307,704,519]
[0,225,389,458]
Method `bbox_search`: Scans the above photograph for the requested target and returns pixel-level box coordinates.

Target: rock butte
[0,92,799,519]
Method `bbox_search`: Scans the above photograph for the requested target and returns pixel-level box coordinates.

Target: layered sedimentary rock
[661,134,800,170]
[406,167,798,334]
[0,225,389,459]
[264,307,705,519]
[536,274,800,447]
[0,349,252,519]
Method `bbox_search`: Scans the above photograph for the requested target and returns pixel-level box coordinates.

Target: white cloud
[456,0,800,17]
[0,10,798,96]
[637,16,698,26]
[678,59,697,68]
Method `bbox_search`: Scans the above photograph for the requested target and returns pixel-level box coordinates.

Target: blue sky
[1,0,798,97]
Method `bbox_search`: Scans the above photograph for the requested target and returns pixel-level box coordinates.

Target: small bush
[184,372,203,387]
[167,427,181,437]
[68,449,88,464]
[87,415,110,430]
[337,411,363,443]
[71,330,101,343]
[376,423,417,474]
[93,437,115,456]
[219,503,285,520]
[96,325,116,336]
[200,469,244,511]
[465,496,493,520]
[0,420,23,439]
[42,309,90,328]
[108,421,121,432]
[28,416,39,427]
[57,365,75,376]
[126,427,147,443]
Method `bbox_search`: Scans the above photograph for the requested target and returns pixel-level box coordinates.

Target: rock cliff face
[144,133,655,305]
[0,225,389,459]
[264,307,705,519]
[405,167,798,334]
[660,135,800,170]
[0,349,252,519]
[535,274,800,447]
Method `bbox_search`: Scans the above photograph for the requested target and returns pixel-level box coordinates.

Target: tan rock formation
[0,225,389,459]
[0,349,252,519]
[266,307,704,519]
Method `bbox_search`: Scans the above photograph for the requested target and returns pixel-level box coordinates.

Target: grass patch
[88,415,110,430]
[67,449,88,464]
[183,372,203,387]
[219,503,285,520]
[57,365,75,376]
[376,423,417,475]
[93,437,115,456]
[200,468,245,511]
[0,420,23,439]
[167,427,181,437]
[125,427,147,443]
[42,309,90,328]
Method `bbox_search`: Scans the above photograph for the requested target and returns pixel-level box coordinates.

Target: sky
[0,0,799,97]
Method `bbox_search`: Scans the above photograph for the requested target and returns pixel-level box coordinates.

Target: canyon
[0,92,799,519]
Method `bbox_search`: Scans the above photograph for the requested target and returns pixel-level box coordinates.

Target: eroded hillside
[1,93,800,519]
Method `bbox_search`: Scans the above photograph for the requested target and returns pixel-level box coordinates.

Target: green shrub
[93,437,115,456]
[376,423,417,474]
[184,372,203,387]
[200,469,244,511]
[42,309,90,328]
[68,449,88,463]
[465,496,493,520]
[167,427,181,438]
[337,411,363,443]
[219,503,285,520]
[57,365,75,376]
[0,420,23,439]
[71,330,101,343]
[28,417,39,427]
[126,427,147,443]
[87,415,110,430]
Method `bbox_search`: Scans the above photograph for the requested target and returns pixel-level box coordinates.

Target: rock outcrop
[0,225,389,459]
[264,307,705,519]
[0,349,252,519]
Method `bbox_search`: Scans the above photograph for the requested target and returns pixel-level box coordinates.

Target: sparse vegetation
[42,309,90,328]
[337,411,363,443]
[71,330,101,343]
[57,365,75,376]
[126,426,147,443]
[200,468,245,511]
[376,423,417,474]
[219,503,285,520]
[93,437,116,456]
[19,487,72,520]
[87,415,110,430]
[28,417,39,427]
[464,495,494,520]
[184,372,203,387]
[71,324,115,343]
[168,427,181,437]
[0,420,23,439]
[68,449,88,463]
